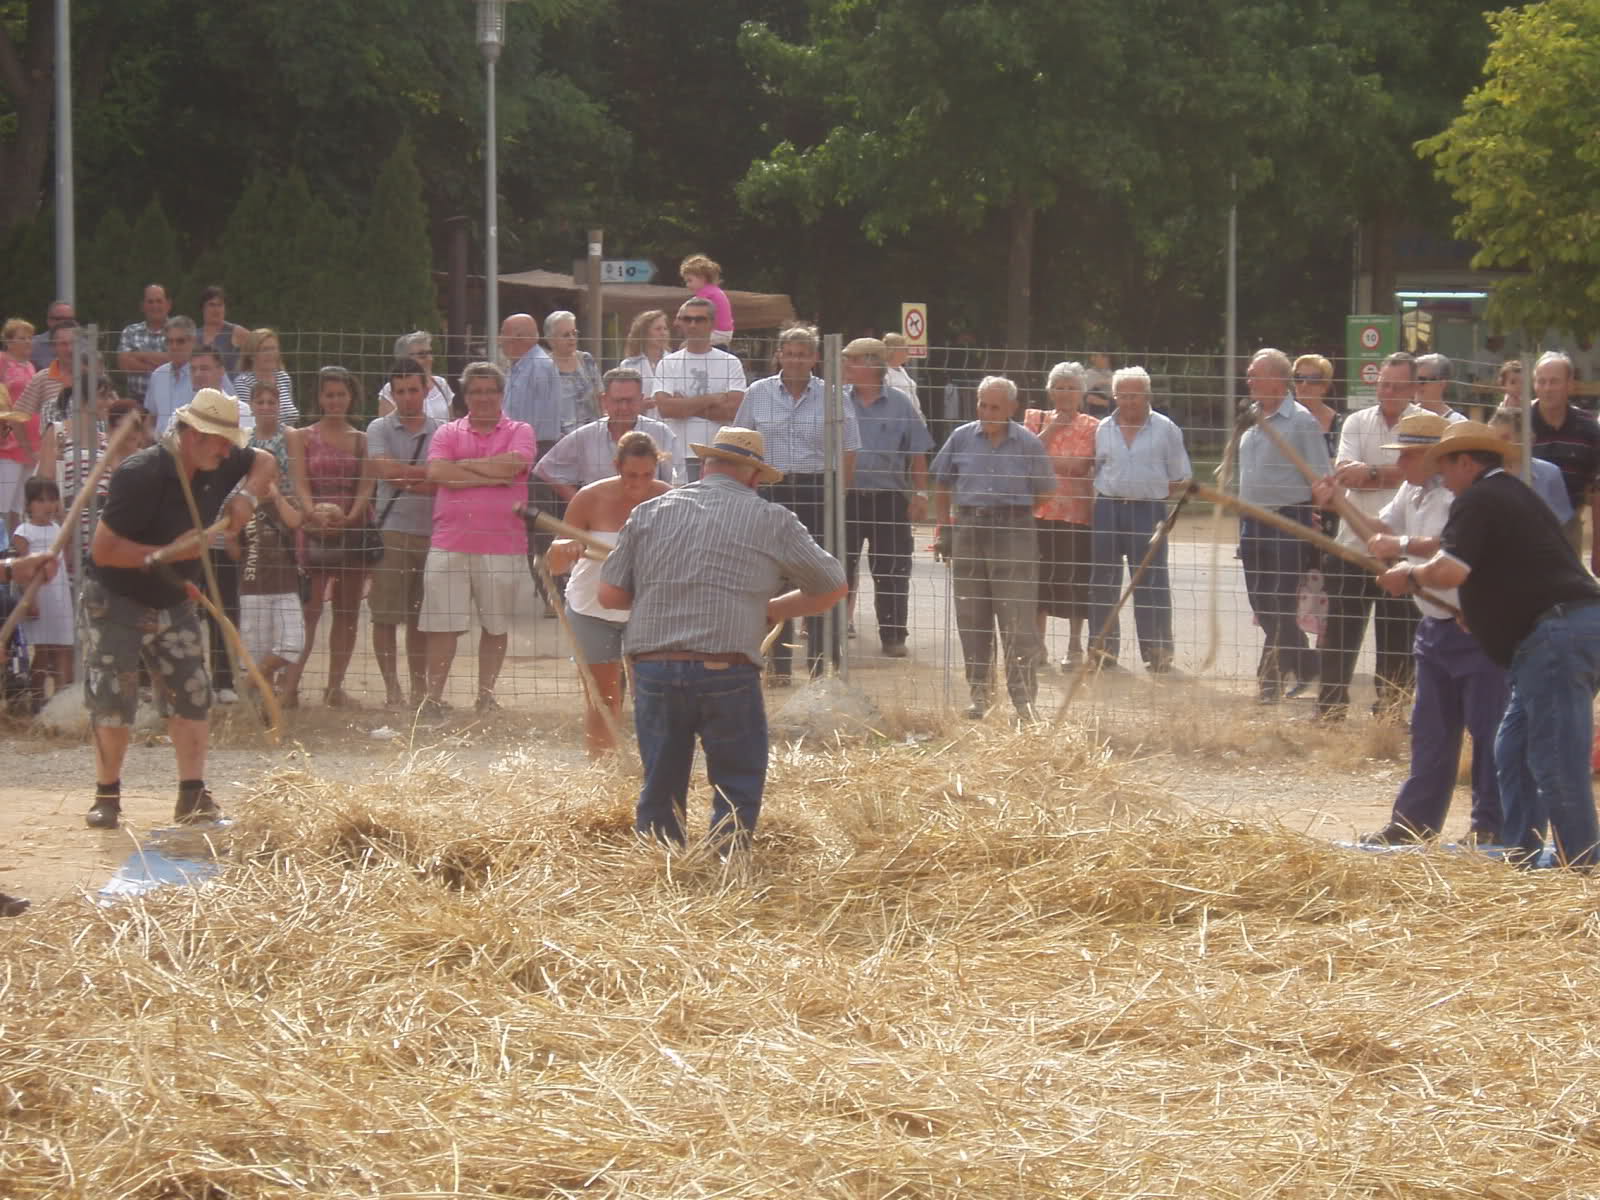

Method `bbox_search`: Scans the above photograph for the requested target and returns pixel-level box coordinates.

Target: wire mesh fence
[5,325,1538,732]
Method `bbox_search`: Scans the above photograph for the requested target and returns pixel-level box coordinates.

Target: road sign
[902,302,928,358]
[1345,314,1397,406]
[599,259,656,284]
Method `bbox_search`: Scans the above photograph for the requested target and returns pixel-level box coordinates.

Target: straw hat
[689,426,784,484]
[172,388,248,447]
[1420,420,1508,472]
[1380,411,1450,451]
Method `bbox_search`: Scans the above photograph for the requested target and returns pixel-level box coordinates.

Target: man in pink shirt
[419,361,536,715]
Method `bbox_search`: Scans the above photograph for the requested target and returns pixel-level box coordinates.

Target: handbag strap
[373,429,429,530]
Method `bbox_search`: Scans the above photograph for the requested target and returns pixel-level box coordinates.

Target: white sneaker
[215,688,239,705]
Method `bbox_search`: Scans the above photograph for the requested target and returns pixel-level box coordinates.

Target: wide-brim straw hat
[1420,419,1509,471]
[1380,411,1451,451]
[689,426,784,484]
[172,387,248,447]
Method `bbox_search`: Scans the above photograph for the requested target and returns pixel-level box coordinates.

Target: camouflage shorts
[80,578,212,726]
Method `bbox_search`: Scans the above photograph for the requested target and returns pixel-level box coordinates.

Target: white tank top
[566,530,628,622]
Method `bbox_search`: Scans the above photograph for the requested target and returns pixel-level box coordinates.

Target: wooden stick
[536,555,625,754]
[529,509,612,558]
[0,416,142,648]
[1052,485,1196,727]
[1201,403,1255,671]
[1191,482,1460,618]
[182,580,283,741]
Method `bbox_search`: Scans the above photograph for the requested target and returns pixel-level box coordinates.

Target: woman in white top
[618,309,671,398]
[540,430,670,758]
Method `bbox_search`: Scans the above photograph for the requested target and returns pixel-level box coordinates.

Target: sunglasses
[1291,374,1326,385]
[1417,375,1442,383]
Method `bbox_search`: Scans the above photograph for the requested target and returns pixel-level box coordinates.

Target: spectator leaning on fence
[842,336,931,660]
[419,361,536,717]
[1237,347,1332,704]
[652,298,746,483]
[29,299,73,371]
[535,367,675,502]
[366,357,444,709]
[1314,350,1421,721]
[377,331,455,423]
[735,323,859,682]
[931,375,1055,722]
[1529,350,1600,564]
[598,427,847,852]
[116,283,173,405]
[234,328,298,427]
[1390,421,1600,869]
[1086,365,1191,676]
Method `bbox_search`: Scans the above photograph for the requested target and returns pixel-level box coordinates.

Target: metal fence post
[822,333,847,682]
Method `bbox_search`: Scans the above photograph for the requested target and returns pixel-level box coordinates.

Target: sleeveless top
[305,423,368,520]
[567,530,627,622]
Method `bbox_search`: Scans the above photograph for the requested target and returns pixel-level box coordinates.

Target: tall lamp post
[55,0,75,306]
[475,0,518,363]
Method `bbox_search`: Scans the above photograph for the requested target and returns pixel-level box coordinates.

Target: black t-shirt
[1441,468,1600,666]
[91,442,254,608]
[1531,402,1600,509]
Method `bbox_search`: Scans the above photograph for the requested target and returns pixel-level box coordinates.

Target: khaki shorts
[368,531,431,625]
[80,578,211,726]
[418,550,526,636]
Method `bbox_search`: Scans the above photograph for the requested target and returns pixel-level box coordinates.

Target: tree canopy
[1418,0,1600,337]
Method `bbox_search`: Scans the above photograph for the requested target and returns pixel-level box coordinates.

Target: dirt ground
[0,673,1437,913]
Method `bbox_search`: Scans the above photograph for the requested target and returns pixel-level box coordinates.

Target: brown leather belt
[632,650,754,666]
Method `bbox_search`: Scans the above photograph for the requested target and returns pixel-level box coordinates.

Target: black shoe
[964,700,988,720]
[85,798,121,829]
[1360,820,1434,847]
[174,789,222,825]
[881,642,908,659]
[0,893,29,917]
[1283,679,1310,700]
[475,693,502,714]
[1258,687,1281,705]
[1468,824,1501,846]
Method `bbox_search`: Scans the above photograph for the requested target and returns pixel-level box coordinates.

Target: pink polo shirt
[427,414,536,554]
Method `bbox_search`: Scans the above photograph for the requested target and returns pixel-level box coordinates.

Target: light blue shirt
[734,374,860,473]
[930,420,1055,509]
[1238,399,1331,508]
[504,344,563,448]
[1093,410,1191,500]
[1532,456,1575,524]
[146,363,244,435]
[848,386,934,493]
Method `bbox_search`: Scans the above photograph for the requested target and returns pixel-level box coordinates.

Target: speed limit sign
[1359,324,1382,350]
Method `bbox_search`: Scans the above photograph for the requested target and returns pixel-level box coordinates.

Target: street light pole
[54,0,75,306]
[475,0,512,363]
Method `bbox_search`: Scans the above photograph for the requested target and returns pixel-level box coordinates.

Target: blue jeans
[1088,496,1174,666]
[1495,602,1600,867]
[1238,507,1318,688]
[632,660,768,848]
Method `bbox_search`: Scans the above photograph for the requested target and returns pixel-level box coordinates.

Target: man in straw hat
[1359,412,1507,846]
[598,427,846,851]
[81,387,275,830]
[1386,420,1600,868]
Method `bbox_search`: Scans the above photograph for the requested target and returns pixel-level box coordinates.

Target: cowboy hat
[1380,411,1450,451]
[1419,419,1508,472]
[172,388,248,448]
[689,426,784,484]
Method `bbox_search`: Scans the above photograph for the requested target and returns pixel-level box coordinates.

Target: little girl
[10,476,71,708]
[679,254,734,347]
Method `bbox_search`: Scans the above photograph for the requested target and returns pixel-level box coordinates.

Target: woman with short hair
[544,310,601,433]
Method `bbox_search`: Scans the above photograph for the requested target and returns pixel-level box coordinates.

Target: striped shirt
[735,374,861,473]
[601,472,845,664]
[234,369,299,427]
[535,415,677,489]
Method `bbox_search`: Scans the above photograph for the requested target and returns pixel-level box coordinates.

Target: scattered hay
[4,727,1599,1197]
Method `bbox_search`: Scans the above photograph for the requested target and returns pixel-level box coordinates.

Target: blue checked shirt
[930,420,1055,509]
[734,374,860,473]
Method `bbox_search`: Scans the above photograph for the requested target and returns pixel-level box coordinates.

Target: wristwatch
[1400,535,1412,557]
[1368,464,1379,483]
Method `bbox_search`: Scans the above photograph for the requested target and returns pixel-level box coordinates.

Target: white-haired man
[1087,365,1191,675]
[377,331,455,422]
[931,376,1056,720]
[1529,350,1600,563]
[1237,347,1332,703]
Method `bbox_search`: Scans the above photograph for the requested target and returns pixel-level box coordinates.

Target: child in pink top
[680,254,734,347]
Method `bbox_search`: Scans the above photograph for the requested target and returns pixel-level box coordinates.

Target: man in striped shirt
[599,427,847,851]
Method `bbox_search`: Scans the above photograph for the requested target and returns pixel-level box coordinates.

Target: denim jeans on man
[1088,495,1174,668]
[1238,505,1318,694]
[1495,601,1600,868]
[632,659,768,848]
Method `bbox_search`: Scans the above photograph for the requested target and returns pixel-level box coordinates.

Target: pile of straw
[4,729,1599,1197]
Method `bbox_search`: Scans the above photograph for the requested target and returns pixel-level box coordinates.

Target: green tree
[1419,0,1600,336]
[358,137,442,337]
